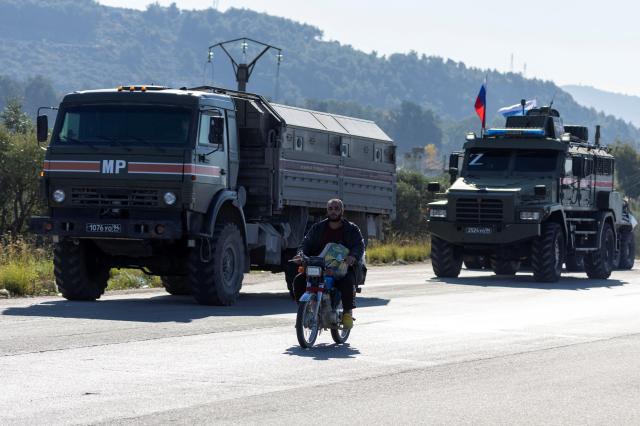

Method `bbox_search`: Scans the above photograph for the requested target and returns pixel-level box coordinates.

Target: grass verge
[367,239,430,264]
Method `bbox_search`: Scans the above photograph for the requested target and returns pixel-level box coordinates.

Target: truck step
[573,230,597,235]
[574,247,598,252]
[566,218,596,222]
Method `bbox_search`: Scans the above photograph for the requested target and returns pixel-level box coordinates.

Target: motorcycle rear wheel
[296,300,319,348]
[331,301,351,344]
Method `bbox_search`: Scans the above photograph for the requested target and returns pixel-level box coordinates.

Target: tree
[611,142,640,198]
[1,98,33,134]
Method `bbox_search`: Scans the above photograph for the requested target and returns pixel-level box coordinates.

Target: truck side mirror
[37,115,48,143]
[448,152,462,183]
[427,182,441,193]
[208,115,224,146]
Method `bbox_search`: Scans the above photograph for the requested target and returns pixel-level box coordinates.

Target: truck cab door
[193,110,228,211]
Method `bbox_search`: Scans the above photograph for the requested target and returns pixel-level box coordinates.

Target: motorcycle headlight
[306,266,322,277]
[429,208,447,218]
[163,191,177,205]
[519,211,541,221]
[52,189,65,203]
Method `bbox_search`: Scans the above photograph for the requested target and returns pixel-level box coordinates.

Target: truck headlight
[519,211,541,221]
[52,189,65,203]
[163,192,177,205]
[429,208,447,218]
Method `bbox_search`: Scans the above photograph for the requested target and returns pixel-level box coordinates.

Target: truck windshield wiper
[127,137,166,153]
[90,136,132,151]
[59,136,98,150]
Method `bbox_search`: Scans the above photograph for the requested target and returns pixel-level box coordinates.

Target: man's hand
[345,255,356,266]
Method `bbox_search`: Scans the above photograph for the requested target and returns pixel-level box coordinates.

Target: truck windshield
[514,150,558,173]
[465,149,510,172]
[53,105,192,146]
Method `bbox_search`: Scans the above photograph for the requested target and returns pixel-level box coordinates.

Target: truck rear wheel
[585,223,615,279]
[430,236,462,278]
[54,240,110,301]
[618,231,635,270]
[161,276,191,295]
[531,222,564,282]
[490,257,520,276]
[189,222,244,306]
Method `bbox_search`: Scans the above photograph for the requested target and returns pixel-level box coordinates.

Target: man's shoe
[342,312,354,329]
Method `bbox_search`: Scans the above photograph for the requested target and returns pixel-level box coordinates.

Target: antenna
[510,54,514,73]
[207,37,283,92]
[523,62,527,77]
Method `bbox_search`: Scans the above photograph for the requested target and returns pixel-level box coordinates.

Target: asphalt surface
[2,264,640,425]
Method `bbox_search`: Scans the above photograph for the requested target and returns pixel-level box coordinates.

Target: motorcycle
[294,254,352,348]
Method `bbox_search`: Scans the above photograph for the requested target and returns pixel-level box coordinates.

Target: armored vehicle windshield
[53,105,193,147]
[465,148,559,176]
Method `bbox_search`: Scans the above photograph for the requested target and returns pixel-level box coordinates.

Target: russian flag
[474,84,486,129]
[498,99,537,117]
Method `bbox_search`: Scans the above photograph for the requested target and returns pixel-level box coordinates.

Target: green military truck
[427,107,636,282]
[31,85,396,305]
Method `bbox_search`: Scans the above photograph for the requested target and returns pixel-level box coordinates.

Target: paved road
[2,264,640,425]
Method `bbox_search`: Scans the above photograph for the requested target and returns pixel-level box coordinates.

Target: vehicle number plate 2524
[464,226,492,235]
[86,223,122,233]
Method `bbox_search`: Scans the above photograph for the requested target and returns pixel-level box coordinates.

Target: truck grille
[71,188,160,208]
[455,198,503,223]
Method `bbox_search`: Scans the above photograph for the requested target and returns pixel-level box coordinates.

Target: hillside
[563,85,640,127]
[0,0,639,148]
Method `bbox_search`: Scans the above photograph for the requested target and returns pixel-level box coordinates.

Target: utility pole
[208,38,283,92]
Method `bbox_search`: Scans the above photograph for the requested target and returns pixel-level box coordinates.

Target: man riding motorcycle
[293,198,365,329]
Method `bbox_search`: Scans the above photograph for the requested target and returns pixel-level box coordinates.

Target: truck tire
[531,222,564,282]
[490,257,520,276]
[617,231,635,270]
[463,255,486,270]
[189,222,244,306]
[430,236,462,278]
[565,253,584,272]
[54,240,110,301]
[161,276,191,295]
[584,223,615,279]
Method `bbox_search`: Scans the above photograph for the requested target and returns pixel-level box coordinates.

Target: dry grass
[366,238,430,264]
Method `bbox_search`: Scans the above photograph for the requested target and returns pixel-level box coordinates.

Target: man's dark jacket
[298,218,365,261]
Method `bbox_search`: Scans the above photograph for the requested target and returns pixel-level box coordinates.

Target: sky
[97,0,640,97]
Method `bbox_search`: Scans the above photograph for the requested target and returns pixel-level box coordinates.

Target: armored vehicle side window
[514,150,558,173]
[198,111,226,150]
[55,106,191,146]
[466,149,510,172]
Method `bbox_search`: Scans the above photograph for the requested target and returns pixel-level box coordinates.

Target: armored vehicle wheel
[54,240,110,301]
[161,276,191,295]
[464,255,487,270]
[584,223,615,279]
[189,222,244,306]
[531,222,564,283]
[618,231,635,270]
[565,253,585,272]
[490,257,520,276]
[430,236,462,278]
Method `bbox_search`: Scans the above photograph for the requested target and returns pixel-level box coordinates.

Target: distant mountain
[0,0,639,148]
[563,85,640,127]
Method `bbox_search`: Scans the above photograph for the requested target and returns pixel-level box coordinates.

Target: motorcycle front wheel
[296,300,319,348]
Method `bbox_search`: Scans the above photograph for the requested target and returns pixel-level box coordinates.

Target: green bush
[367,239,430,264]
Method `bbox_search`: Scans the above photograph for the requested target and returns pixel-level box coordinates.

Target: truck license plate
[464,226,492,235]
[86,223,122,233]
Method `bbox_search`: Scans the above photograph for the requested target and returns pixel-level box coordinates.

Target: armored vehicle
[427,107,635,282]
[32,85,396,304]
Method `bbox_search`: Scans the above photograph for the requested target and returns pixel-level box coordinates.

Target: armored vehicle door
[193,109,228,212]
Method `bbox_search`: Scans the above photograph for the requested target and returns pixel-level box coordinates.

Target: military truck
[427,107,635,282]
[31,85,396,305]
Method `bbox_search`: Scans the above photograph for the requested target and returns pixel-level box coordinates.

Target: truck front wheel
[531,222,564,282]
[189,222,244,306]
[430,236,462,278]
[54,240,110,301]
[585,223,615,279]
